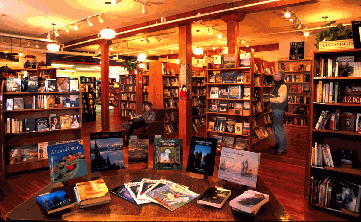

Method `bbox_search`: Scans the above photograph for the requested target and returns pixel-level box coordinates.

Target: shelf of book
[191,69,207,134]
[1,78,83,174]
[80,77,96,122]
[284,124,308,128]
[306,48,361,217]
[119,74,137,118]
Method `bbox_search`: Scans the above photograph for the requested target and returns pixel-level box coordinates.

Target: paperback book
[49,114,60,130]
[235,138,248,150]
[57,77,70,92]
[125,182,151,205]
[45,79,57,92]
[218,148,261,188]
[229,190,269,214]
[223,136,235,148]
[70,95,80,107]
[213,135,223,150]
[137,179,161,202]
[6,78,22,92]
[13,98,24,110]
[153,138,183,170]
[47,140,88,184]
[222,55,236,68]
[60,115,70,129]
[197,187,231,208]
[36,190,75,214]
[110,185,137,204]
[44,95,55,109]
[90,131,125,172]
[69,78,79,92]
[228,85,242,99]
[186,137,217,176]
[27,76,38,92]
[75,178,110,208]
[70,115,80,128]
[38,142,49,160]
[36,117,49,131]
[128,138,149,169]
[222,71,236,83]
[9,145,38,164]
[6,98,13,110]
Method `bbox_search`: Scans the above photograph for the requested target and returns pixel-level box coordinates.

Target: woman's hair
[278,70,285,79]
[144,101,153,107]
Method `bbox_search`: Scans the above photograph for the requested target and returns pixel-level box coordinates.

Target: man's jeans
[272,109,287,151]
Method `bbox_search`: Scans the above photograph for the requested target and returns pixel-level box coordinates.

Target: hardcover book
[153,138,183,170]
[13,97,24,110]
[215,72,223,83]
[38,78,46,92]
[75,178,110,208]
[235,123,243,135]
[235,138,248,150]
[243,87,251,100]
[222,71,236,83]
[9,145,38,164]
[213,135,223,149]
[45,79,57,92]
[215,116,227,132]
[61,96,71,108]
[70,95,79,107]
[218,87,229,98]
[239,53,251,68]
[38,142,49,160]
[186,136,217,176]
[128,139,149,169]
[219,101,229,113]
[222,55,236,68]
[6,98,13,110]
[49,114,60,130]
[27,76,38,92]
[110,185,137,204]
[44,95,55,109]
[228,85,242,99]
[6,78,22,92]
[90,131,124,172]
[210,87,219,98]
[69,78,79,92]
[60,115,70,129]
[25,118,36,132]
[229,190,269,214]
[36,190,75,214]
[47,140,88,184]
[197,187,231,208]
[36,117,49,131]
[208,121,215,130]
[226,119,236,133]
[57,77,70,92]
[237,73,244,83]
[70,115,80,128]
[24,96,33,109]
[222,136,235,148]
[218,148,261,188]
[209,72,215,83]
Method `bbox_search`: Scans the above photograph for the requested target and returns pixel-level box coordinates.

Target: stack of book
[74,178,111,208]
[36,190,75,214]
[229,190,269,215]
[197,186,231,208]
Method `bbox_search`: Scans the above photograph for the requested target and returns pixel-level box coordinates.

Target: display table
[6,169,292,221]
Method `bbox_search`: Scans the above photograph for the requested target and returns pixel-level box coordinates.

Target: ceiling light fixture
[100,27,116,39]
[36,41,39,48]
[284,8,291,18]
[137,53,146,61]
[112,0,122,4]
[213,46,216,50]
[142,4,148,14]
[19,51,23,57]
[65,26,69,33]
[74,24,79,30]
[304,29,310,36]
[289,18,293,22]
[47,23,60,52]
[218,34,222,39]
[87,18,93,27]
[54,29,59,37]
[139,63,146,68]
[193,47,203,55]
[98,14,104,23]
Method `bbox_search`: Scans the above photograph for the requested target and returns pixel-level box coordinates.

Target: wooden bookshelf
[306,48,361,217]
[191,67,207,134]
[80,77,96,122]
[119,74,137,117]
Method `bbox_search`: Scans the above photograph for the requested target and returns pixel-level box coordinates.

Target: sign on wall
[319,39,354,51]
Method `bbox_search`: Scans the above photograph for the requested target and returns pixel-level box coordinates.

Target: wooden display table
[6,169,291,221]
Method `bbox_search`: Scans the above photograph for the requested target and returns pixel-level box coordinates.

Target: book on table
[229,190,269,214]
[36,190,75,214]
[197,186,231,208]
[74,178,110,208]
[110,184,137,204]
[153,138,183,170]
[128,138,149,169]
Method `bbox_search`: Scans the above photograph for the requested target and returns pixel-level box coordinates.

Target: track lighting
[65,26,69,33]
[27,40,30,47]
[47,23,60,52]
[284,8,291,18]
[47,32,51,40]
[98,15,104,23]
[218,34,222,39]
[19,51,23,56]
[213,46,216,50]
[74,24,78,30]
[87,18,93,27]
[36,41,39,48]
[142,4,148,14]
[100,27,116,39]
[112,0,122,4]
[54,29,59,37]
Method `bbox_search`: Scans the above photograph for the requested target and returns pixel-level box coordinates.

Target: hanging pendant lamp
[47,23,60,52]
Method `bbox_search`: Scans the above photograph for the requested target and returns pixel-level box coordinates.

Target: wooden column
[222,13,245,68]
[100,40,110,132]
[178,24,192,148]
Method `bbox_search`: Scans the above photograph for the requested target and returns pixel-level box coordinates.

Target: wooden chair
[131,109,164,141]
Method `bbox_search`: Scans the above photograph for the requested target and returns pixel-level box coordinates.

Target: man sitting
[122,101,156,145]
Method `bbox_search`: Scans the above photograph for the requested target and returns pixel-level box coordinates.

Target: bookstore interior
[1,0,361,221]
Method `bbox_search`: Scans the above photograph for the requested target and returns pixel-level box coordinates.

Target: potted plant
[314,23,353,50]
[124,59,139,73]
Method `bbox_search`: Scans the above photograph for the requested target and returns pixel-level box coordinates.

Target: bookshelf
[142,73,149,103]
[306,48,361,217]
[0,80,82,174]
[278,59,312,128]
[80,77,96,122]
[109,78,116,107]
[191,67,207,134]
[119,74,136,118]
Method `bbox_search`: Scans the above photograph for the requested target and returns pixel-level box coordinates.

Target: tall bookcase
[306,48,361,217]
[0,80,83,174]
[119,74,137,117]
[80,77,96,122]
[191,67,207,134]
[142,73,149,103]
[278,59,312,128]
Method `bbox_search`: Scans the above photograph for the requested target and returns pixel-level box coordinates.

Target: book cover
[222,55,236,68]
[153,138,183,170]
[45,79,57,92]
[128,139,149,169]
[6,98,13,110]
[90,132,124,172]
[27,76,38,92]
[36,190,75,214]
[44,95,55,109]
[146,183,199,211]
[186,136,217,176]
[226,119,236,133]
[125,182,150,205]
[289,42,304,60]
[60,115,70,129]
[38,142,49,160]
[215,72,223,83]
[57,77,70,92]
[209,72,215,83]
[215,116,227,132]
[47,140,88,184]
[38,78,46,92]
[210,87,219,99]
[235,138,248,150]
[61,96,71,108]
[218,87,229,99]
[331,180,360,212]
[235,103,243,115]
[25,118,36,132]
[239,53,251,68]
[237,73,244,83]
[70,95,80,107]
[243,87,250,100]
[218,148,261,188]
[13,97,24,110]
[76,178,109,202]
[222,136,235,148]
[208,121,215,131]
[110,185,137,204]
[219,101,229,113]
[70,115,80,128]
[24,96,33,109]
[197,187,231,208]
[9,145,38,164]
[137,179,160,201]
[228,85,242,99]
[69,78,79,92]
[49,114,60,130]
[235,123,243,135]
[36,117,49,131]
[213,135,223,149]
[222,71,236,83]
[6,78,22,92]
[229,190,269,214]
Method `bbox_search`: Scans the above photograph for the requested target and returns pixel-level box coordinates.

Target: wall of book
[1,75,82,174]
[120,74,136,117]
[142,73,149,103]
[109,78,116,107]
[307,48,361,217]
[191,67,207,134]
[80,77,96,122]
[278,59,312,127]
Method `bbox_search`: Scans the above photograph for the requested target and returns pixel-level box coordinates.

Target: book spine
[322,144,329,167]
[325,144,334,167]
[318,81,322,103]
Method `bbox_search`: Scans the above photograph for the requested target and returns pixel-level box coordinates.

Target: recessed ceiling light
[87,18,93,27]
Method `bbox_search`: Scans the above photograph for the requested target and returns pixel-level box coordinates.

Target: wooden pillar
[100,40,110,132]
[222,13,245,68]
[178,24,192,148]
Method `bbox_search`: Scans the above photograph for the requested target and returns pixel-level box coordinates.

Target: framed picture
[352,21,361,49]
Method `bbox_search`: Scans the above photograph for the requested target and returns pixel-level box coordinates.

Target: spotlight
[65,26,69,33]
[36,41,39,48]
[137,54,146,61]
[87,18,93,27]
[142,4,148,14]
[139,63,146,68]
[19,51,23,57]
[213,46,216,50]
[289,18,293,22]
[74,24,78,30]
[304,30,310,36]
[98,14,104,23]
[54,29,59,37]
[218,34,222,39]
[246,44,249,47]
[164,35,168,41]
[47,32,51,40]
[285,9,291,18]
[112,0,122,4]
[100,27,116,39]
[322,39,326,42]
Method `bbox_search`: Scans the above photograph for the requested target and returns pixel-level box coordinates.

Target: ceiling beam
[63,0,316,50]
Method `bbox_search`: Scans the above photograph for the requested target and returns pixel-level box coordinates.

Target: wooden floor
[0,111,352,221]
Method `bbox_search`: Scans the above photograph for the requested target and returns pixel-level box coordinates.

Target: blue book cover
[228,85,242,99]
[36,190,75,214]
[47,140,88,184]
[90,132,124,172]
[222,71,236,83]
[110,185,137,204]
[153,138,183,170]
